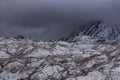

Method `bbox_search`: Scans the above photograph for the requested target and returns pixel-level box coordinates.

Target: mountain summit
[66,20,120,41]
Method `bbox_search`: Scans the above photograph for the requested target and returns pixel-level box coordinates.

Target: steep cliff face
[66,21,120,41]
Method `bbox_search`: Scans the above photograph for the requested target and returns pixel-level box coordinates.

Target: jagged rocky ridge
[0,21,120,80]
[64,20,120,41]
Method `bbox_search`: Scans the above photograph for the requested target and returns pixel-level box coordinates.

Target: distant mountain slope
[64,20,120,41]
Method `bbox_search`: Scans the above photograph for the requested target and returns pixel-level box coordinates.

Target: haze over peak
[0,0,120,41]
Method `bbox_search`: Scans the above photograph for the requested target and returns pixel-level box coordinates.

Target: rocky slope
[0,36,120,80]
[0,21,120,80]
[66,21,120,41]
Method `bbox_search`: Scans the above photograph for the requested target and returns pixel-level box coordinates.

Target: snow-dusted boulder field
[0,36,120,80]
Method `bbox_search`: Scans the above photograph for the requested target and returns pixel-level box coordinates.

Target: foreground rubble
[0,37,120,80]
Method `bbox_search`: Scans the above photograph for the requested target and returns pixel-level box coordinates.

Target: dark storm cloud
[0,0,120,40]
[0,0,82,27]
[0,0,115,27]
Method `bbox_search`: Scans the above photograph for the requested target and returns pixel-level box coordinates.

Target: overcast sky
[0,0,120,41]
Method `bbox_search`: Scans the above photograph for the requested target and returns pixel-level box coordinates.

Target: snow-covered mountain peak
[67,21,120,41]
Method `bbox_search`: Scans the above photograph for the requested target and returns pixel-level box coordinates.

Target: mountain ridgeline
[1,21,120,80]
[61,20,120,41]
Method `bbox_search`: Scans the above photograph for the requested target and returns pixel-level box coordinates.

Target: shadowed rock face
[65,20,120,41]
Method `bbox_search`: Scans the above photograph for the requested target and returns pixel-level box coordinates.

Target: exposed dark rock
[63,20,119,41]
[14,35,25,39]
